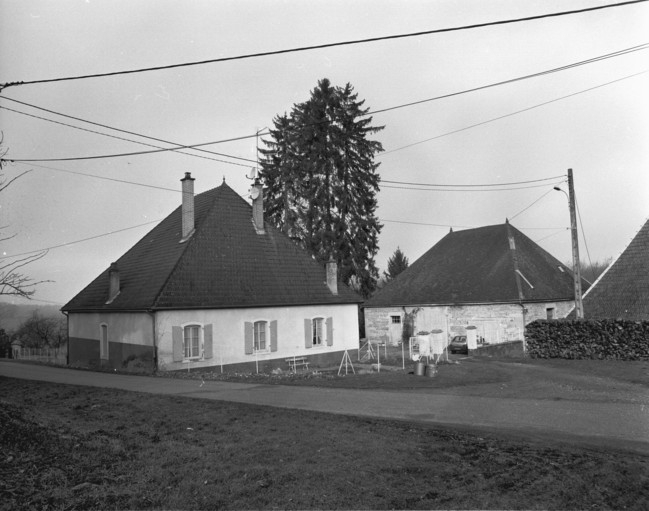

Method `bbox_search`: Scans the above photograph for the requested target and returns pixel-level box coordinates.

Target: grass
[2,373,649,510]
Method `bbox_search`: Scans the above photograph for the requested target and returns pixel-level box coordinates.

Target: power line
[11,161,182,193]
[0,105,255,168]
[4,130,267,163]
[509,187,557,220]
[380,69,649,156]
[2,1,645,89]
[534,228,571,243]
[381,181,563,192]
[0,219,162,260]
[382,218,567,230]
[369,42,649,116]
[4,46,646,166]
[382,175,564,188]
[575,195,596,280]
[0,95,258,165]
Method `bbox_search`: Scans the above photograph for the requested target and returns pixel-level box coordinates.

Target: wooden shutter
[204,324,213,359]
[304,318,312,348]
[326,317,334,346]
[172,326,183,362]
[244,322,253,354]
[270,320,278,352]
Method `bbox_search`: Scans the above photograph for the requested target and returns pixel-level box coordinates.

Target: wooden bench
[285,356,309,372]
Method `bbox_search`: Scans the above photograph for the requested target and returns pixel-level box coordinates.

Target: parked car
[449,335,468,354]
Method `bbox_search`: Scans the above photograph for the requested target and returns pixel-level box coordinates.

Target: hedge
[525,319,649,360]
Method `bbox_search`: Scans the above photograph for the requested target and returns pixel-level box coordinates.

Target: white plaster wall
[68,312,153,346]
[155,304,359,371]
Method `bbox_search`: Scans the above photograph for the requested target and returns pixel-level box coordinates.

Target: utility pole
[567,168,584,318]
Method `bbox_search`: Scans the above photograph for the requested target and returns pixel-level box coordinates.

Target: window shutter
[304,318,312,348]
[204,324,213,359]
[326,317,334,346]
[270,320,278,352]
[244,322,253,354]
[172,326,183,362]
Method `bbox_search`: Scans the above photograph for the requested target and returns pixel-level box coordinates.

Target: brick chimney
[180,172,195,242]
[251,180,265,234]
[107,262,120,303]
[326,258,338,295]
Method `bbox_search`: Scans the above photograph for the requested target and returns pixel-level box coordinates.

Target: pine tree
[259,79,384,297]
[384,247,410,282]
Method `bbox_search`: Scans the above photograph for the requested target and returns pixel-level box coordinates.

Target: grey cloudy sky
[1,0,648,306]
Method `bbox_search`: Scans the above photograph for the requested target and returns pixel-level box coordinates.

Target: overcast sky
[1,0,648,306]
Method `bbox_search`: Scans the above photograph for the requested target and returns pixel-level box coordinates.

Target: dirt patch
[2,376,648,510]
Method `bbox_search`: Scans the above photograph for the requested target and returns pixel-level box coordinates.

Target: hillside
[0,303,64,333]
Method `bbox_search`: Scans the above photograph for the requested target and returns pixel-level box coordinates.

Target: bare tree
[0,135,49,299]
[17,311,67,353]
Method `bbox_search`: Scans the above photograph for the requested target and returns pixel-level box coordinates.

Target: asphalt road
[2,360,648,454]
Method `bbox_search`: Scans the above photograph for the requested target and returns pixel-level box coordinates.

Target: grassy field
[2,368,649,510]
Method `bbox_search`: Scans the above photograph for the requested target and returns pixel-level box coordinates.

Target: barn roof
[579,217,649,320]
[364,222,585,308]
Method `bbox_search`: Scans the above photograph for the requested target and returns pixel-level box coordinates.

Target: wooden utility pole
[567,168,584,318]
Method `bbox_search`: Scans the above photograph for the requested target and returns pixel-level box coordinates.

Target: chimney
[107,262,120,303]
[181,172,195,241]
[326,258,338,295]
[251,180,265,234]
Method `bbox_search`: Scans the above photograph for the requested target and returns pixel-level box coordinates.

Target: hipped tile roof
[579,217,649,320]
[364,222,585,308]
[62,182,361,312]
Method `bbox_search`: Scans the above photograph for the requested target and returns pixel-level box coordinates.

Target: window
[391,316,401,324]
[184,325,201,359]
[304,317,333,349]
[100,324,108,360]
[546,308,556,320]
[312,318,324,346]
[254,321,268,352]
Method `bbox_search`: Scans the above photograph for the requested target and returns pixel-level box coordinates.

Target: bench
[285,356,309,372]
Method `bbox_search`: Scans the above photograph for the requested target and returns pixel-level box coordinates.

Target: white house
[62,173,362,373]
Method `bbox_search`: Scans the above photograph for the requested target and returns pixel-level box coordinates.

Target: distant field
[2,375,648,510]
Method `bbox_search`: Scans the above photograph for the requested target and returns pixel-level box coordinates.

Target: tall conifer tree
[259,79,383,297]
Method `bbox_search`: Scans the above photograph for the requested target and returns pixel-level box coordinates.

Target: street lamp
[554,169,584,319]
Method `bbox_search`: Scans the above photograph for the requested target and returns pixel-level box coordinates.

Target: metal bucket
[425,364,438,377]
[414,362,426,376]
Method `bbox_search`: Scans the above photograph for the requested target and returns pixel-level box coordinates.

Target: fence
[13,347,67,365]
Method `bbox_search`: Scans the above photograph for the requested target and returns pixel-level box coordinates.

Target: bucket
[414,361,426,376]
[425,364,438,377]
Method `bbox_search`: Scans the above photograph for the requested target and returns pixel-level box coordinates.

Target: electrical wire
[4,47,646,166]
[369,42,649,116]
[509,187,558,220]
[11,161,182,193]
[4,131,267,163]
[0,106,255,167]
[0,95,258,164]
[534,228,570,243]
[380,181,563,192]
[382,175,564,188]
[575,195,596,281]
[2,0,646,89]
[379,69,649,156]
[0,220,162,260]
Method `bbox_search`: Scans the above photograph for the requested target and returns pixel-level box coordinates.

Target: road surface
[1,360,647,453]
